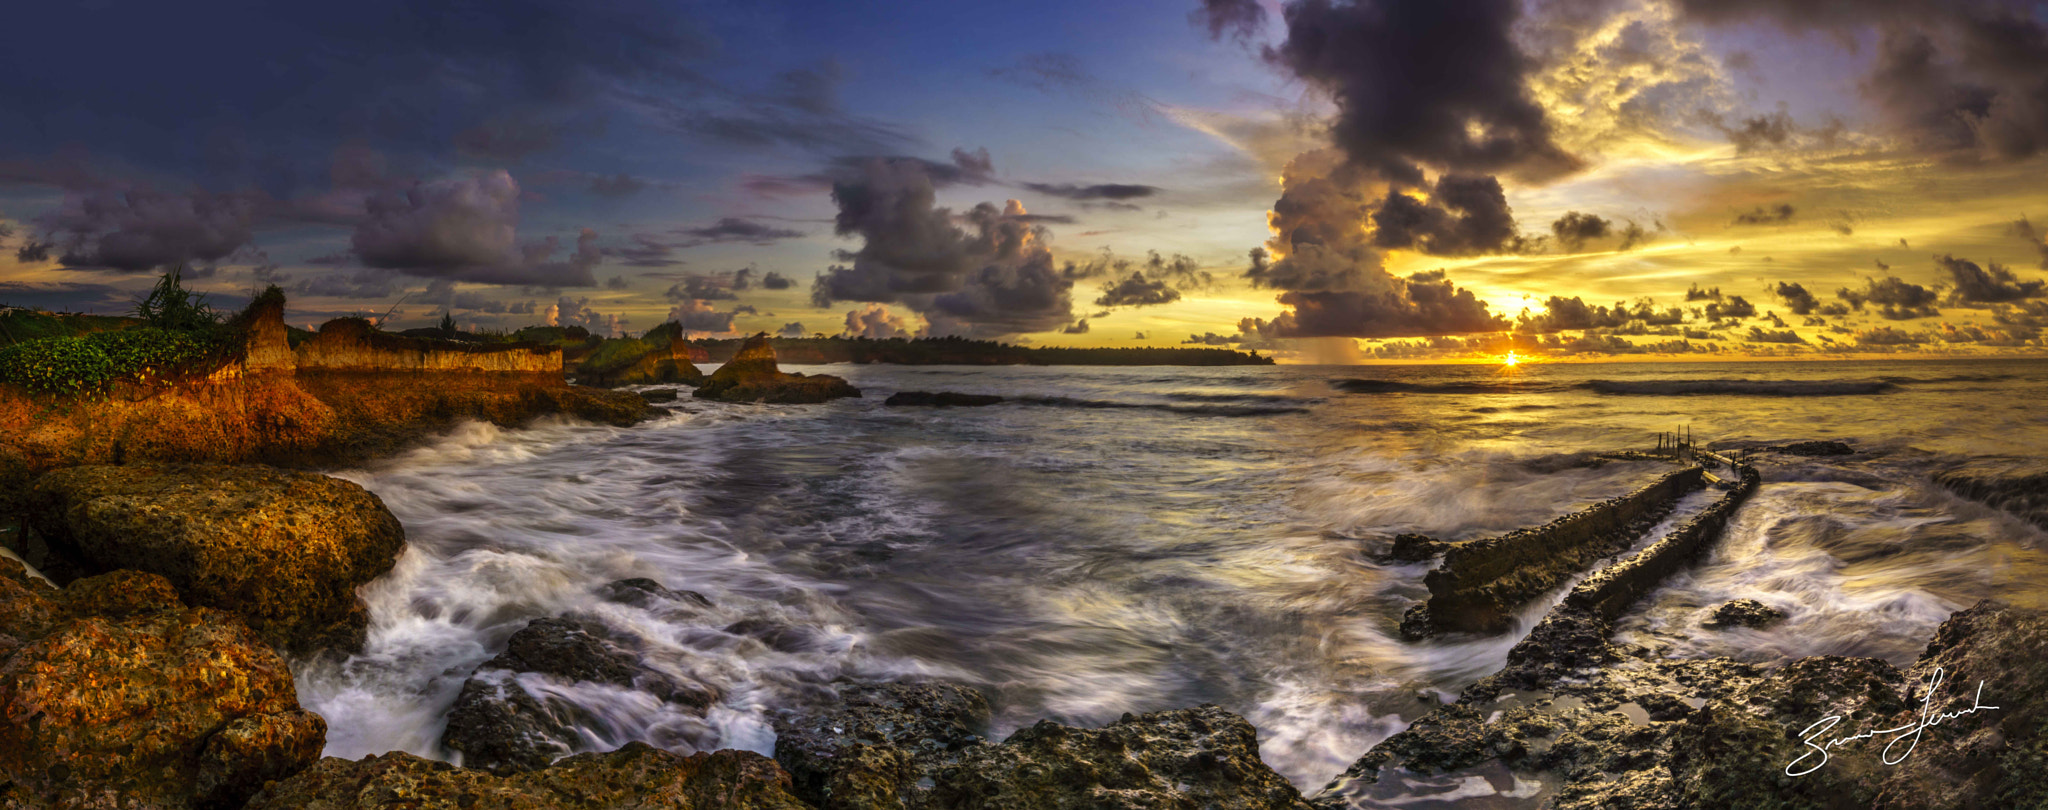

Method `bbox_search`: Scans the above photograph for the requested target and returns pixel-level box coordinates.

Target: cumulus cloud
[1732,204,1796,225]
[1191,0,1268,41]
[675,217,805,245]
[352,171,600,286]
[1705,295,1757,320]
[38,189,256,272]
[811,158,1080,338]
[760,270,795,290]
[1838,276,1941,319]
[1774,281,1820,314]
[1938,253,2047,304]
[1242,268,1508,339]
[666,299,739,334]
[1745,326,1805,343]
[665,274,737,301]
[1182,332,1240,346]
[1549,211,1611,252]
[2013,216,2048,268]
[777,321,808,338]
[841,303,911,339]
[1020,182,1160,201]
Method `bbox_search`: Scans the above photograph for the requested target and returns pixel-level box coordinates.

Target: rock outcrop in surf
[695,334,860,404]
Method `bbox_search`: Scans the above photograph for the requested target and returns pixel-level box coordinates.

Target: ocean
[292,357,2048,791]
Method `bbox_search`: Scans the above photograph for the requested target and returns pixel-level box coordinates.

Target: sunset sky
[3,0,2047,361]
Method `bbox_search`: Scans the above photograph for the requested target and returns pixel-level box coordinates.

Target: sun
[1500,351,1522,369]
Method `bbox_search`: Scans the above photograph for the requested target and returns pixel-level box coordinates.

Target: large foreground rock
[443,617,721,774]
[1318,600,2048,810]
[0,561,325,809]
[696,334,859,404]
[20,464,406,654]
[771,681,1311,810]
[244,743,809,810]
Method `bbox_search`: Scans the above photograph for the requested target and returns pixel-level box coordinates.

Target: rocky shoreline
[3,314,2045,810]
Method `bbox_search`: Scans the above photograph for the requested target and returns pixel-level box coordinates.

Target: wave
[1164,391,1325,405]
[1583,379,1896,396]
[1014,396,1310,417]
[1876,373,2018,384]
[1330,379,1563,395]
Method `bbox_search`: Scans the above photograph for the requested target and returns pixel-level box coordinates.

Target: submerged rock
[696,334,860,404]
[641,387,681,402]
[245,743,810,810]
[443,616,719,774]
[1704,598,1787,629]
[600,577,714,609]
[1774,440,1856,456]
[1382,533,1449,562]
[19,464,406,654]
[1933,457,2048,530]
[883,391,1004,407]
[0,561,326,809]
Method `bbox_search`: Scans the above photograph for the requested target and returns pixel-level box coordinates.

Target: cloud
[1516,296,1632,333]
[665,299,738,334]
[1182,332,1240,345]
[588,174,649,198]
[1095,272,1181,308]
[760,270,795,290]
[1705,295,1757,320]
[1838,276,1941,319]
[1265,0,1581,185]
[294,268,405,300]
[841,303,910,339]
[352,171,600,286]
[811,158,1080,338]
[604,234,686,268]
[675,217,806,245]
[1714,109,1796,153]
[1021,182,1161,201]
[1745,326,1805,343]
[1242,268,1508,339]
[664,274,739,301]
[2010,216,2048,268]
[1937,253,2046,304]
[1685,283,1721,301]
[1732,204,1796,225]
[1549,211,1611,252]
[1774,281,1820,314]
[1370,175,1519,255]
[777,321,808,338]
[1192,0,1268,41]
[1061,318,1091,334]
[1855,325,1925,346]
[39,189,256,272]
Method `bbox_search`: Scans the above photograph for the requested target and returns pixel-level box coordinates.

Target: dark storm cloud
[1838,276,1941,319]
[1733,204,1796,225]
[1192,0,1269,41]
[1774,281,1821,315]
[1265,0,1581,185]
[604,234,685,268]
[1241,269,1507,339]
[0,281,129,312]
[675,218,806,245]
[1549,211,1611,252]
[1675,0,2048,161]
[1021,183,1161,201]
[1937,253,2047,304]
[351,171,601,286]
[1515,296,1631,333]
[670,62,916,156]
[760,271,795,290]
[36,189,258,272]
[293,269,406,300]
[1370,175,1518,255]
[810,158,1078,338]
[664,274,738,302]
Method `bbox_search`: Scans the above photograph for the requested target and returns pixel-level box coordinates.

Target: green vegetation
[575,338,654,376]
[0,269,232,396]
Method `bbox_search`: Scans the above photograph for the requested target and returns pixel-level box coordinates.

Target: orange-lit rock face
[296,318,563,375]
[0,562,326,810]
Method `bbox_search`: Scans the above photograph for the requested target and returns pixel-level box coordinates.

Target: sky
[3,0,2047,362]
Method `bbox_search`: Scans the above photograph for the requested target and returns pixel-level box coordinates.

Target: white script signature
[1786,666,1999,777]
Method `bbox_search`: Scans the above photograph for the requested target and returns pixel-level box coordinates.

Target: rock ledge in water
[696,334,859,404]
[884,391,1005,407]
[1703,598,1787,629]
[19,464,405,654]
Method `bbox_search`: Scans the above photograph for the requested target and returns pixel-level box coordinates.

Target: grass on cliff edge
[0,269,236,396]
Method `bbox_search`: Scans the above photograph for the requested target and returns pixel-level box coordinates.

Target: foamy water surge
[293,360,2048,790]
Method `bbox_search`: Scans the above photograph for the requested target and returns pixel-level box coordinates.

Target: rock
[935,705,1314,810]
[1775,440,1855,456]
[696,334,859,404]
[1871,600,2048,808]
[0,561,326,809]
[1383,533,1448,562]
[1933,457,2048,530]
[600,577,714,609]
[21,464,406,654]
[883,391,1004,407]
[244,743,811,810]
[443,617,720,774]
[1703,598,1787,629]
[642,387,681,402]
[770,681,992,809]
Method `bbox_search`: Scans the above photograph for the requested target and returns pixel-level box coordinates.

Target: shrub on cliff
[133,265,222,331]
[577,337,655,376]
[0,327,225,396]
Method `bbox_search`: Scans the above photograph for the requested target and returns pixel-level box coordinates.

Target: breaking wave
[1582,379,1897,396]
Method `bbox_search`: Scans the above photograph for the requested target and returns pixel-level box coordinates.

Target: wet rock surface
[770,682,1311,810]
[696,334,860,404]
[244,743,811,810]
[19,464,405,655]
[0,560,325,809]
[1320,601,2048,810]
[1704,597,1788,629]
[442,616,719,774]
[1933,457,2048,530]
[883,391,1004,407]
[1381,533,1449,563]
[1774,440,1856,456]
